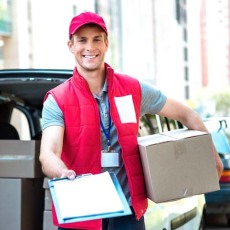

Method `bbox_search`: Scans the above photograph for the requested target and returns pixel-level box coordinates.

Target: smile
[83,55,98,59]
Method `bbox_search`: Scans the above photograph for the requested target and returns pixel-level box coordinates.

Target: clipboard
[48,171,132,224]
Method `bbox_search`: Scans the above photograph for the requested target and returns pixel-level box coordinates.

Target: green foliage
[211,90,230,116]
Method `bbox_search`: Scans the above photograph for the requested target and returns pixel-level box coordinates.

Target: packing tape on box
[182,187,193,197]
[0,155,33,160]
[174,140,187,159]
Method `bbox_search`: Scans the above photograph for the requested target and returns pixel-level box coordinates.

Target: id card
[101,151,120,167]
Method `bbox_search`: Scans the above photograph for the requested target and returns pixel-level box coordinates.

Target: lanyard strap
[99,110,112,151]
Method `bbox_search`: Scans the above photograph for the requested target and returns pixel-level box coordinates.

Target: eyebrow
[94,35,103,38]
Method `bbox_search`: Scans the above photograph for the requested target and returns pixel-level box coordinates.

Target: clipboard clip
[75,173,92,179]
[51,173,93,182]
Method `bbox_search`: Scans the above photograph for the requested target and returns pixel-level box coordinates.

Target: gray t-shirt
[42,79,167,204]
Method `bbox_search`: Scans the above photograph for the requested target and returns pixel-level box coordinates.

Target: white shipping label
[114,95,137,123]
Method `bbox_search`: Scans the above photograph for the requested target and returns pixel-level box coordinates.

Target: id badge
[101,151,120,167]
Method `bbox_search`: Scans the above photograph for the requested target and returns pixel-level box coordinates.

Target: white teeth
[84,55,96,59]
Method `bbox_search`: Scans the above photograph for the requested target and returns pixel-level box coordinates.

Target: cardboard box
[138,129,220,203]
[43,177,55,229]
[43,177,52,211]
[0,140,43,178]
[0,178,44,230]
[43,210,56,230]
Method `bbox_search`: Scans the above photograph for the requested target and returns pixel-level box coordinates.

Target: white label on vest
[114,95,137,123]
[101,152,119,167]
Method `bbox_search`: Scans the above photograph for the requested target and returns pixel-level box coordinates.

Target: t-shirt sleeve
[41,94,64,131]
[140,80,167,116]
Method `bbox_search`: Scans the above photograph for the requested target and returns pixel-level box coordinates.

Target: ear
[105,37,109,52]
[68,40,74,53]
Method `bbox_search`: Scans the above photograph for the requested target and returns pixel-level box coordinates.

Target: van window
[10,108,30,140]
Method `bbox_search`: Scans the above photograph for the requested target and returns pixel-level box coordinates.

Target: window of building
[185,85,189,99]
[0,0,12,35]
[183,47,188,61]
[184,65,189,81]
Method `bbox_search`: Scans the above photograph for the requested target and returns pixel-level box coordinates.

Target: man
[39,11,223,230]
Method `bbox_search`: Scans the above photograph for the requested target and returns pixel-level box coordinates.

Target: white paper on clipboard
[52,171,124,220]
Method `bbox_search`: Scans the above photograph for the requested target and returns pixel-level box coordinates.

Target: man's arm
[158,98,223,179]
[39,126,76,179]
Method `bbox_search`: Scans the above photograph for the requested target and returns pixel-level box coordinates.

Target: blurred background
[0,0,229,119]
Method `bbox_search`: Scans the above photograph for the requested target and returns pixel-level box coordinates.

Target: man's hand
[61,169,76,180]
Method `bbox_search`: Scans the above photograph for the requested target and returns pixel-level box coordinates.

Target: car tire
[199,209,206,230]
[227,214,230,226]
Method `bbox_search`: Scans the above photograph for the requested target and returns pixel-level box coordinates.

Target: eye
[94,36,102,42]
[77,38,86,43]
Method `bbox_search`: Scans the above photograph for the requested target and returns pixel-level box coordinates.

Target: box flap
[162,129,207,139]
[138,129,208,147]
[138,133,176,146]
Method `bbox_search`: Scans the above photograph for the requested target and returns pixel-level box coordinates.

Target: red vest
[45,64,148,229]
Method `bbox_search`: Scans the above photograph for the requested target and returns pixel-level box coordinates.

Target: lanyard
[99,108,112,152]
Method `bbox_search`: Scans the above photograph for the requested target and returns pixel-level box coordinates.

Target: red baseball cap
[69,11,108,39]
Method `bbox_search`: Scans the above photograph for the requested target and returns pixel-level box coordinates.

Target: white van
[0,70,205,230]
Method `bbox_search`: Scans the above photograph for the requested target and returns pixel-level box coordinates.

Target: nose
[85,41,94,51]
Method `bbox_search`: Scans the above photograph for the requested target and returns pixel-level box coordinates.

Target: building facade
[0,0,229,106]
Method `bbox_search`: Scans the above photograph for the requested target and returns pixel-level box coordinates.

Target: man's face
[68,25,108,73]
